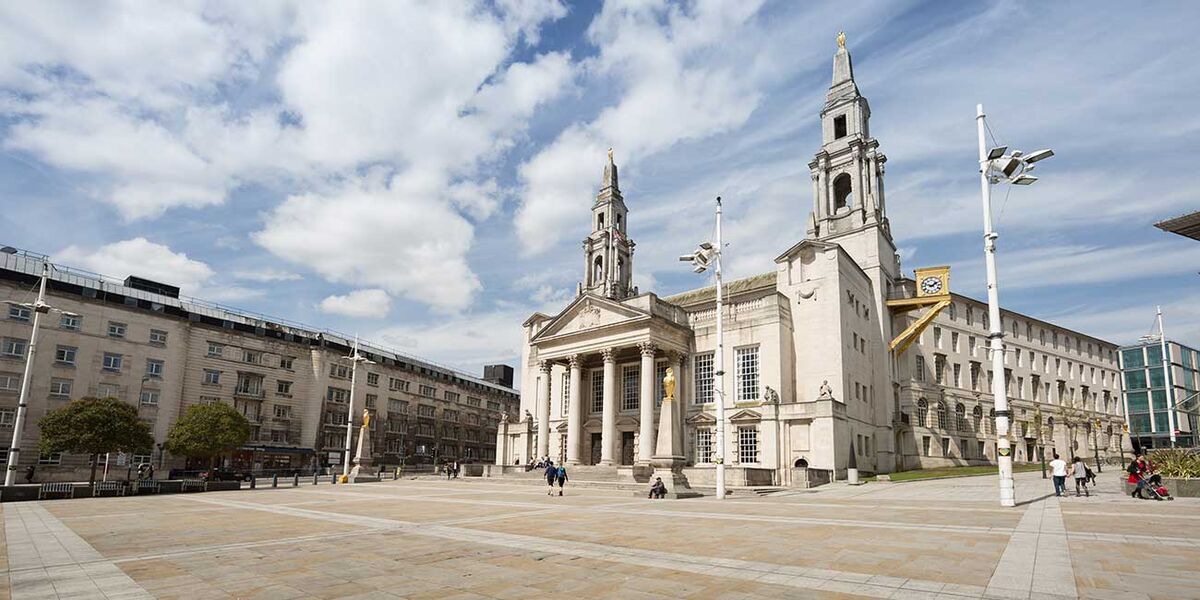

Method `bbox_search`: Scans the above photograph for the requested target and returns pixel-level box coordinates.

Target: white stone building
[498,39,1125,483]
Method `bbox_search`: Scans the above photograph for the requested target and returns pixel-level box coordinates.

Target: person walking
[1071,456,1090,497]
[544,462,558,496]
[1128,454,1149,499]
[1049,452,1068,497]
[23,465,35,484]
[555,465,568,496]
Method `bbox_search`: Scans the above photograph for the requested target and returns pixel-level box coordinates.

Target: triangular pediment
[686,412,717,425]
[729,409,762,423]
[531,293,650,341]
[555,421,569,433]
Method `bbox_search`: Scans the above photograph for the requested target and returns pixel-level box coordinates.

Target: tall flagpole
[713,197,726,500]
[5,262,48,486]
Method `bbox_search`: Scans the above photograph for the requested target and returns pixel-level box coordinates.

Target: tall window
[972,405,983,431]
[934,355,946,384]
[970,362,980,391]
[693,353,714,405]
[916,399,928,427]
[953,363,962,388]
[914,355,925,382]
[621,365,639,411]
[955,403,966,431]
[735,346,760,403]
[561,372,569,417]
[694,428,713,463]
[952,332,959,353]
[737,426,758,463]
[936,401,948,429]
[590,369,604,413]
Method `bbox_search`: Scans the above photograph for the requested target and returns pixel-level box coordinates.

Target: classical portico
[525,293,691,467]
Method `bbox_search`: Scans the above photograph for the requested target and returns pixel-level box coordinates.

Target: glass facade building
[1119,340,1200,448]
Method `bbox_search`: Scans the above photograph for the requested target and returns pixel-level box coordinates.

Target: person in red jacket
[1127,454,1150,499]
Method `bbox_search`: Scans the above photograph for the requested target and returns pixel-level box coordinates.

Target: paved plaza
[0,471,1196,600]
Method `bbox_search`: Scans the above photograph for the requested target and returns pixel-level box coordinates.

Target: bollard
[331,474,337,485]
[293,473,299,487]
[312,473,319,486]
[249,475,256,489]
[271,474,278,488]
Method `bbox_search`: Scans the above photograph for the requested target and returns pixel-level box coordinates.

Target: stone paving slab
[3,470,1197,599]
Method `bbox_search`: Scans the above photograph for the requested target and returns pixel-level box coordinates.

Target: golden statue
[361,408,371,429]
[663,366,676,402]
[607,147,614,162]
[837,31,846,49]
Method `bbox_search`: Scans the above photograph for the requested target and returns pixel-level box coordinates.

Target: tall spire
[832,31,855,87]
[602,147,619,192]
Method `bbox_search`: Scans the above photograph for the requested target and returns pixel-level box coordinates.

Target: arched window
[597,213,605,230]
[794,458,809,468]
[592,256,603,285]
[1046,416,1055,436]
[988,408,995,434]
[966,306,974,326]
[955,403,966,431]
[832,173,854,211]
[936,401,948,429]
[948,303,957,320]
[916,398,928,427]
[615,213,622,231]
[972,405,982,431]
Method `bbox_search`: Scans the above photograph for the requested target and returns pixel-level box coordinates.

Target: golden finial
[837,31,846,49]
[607,147,614,162]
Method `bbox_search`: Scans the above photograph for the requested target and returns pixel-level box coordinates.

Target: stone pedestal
[635,371,700,499]
[347,423,379,483]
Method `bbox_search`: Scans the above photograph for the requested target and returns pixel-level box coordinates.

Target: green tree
[164,402,251,470]
[38,396,154,485]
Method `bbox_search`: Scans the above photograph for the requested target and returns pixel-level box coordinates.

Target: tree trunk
[88,453,98,486]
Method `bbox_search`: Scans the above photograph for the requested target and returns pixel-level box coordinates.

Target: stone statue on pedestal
[818,380,833,400]
[639,366,700,499]
[348,409,380,482]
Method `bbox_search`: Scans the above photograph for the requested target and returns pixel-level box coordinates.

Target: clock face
[920,276,943,295]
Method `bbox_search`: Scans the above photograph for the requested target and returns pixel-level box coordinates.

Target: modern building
[1119,339,1199,449]
[0,249,519,482]
[1154,210,1200,242]
[499,36,1126,483]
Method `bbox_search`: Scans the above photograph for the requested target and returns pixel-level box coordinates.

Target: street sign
[328,451,341,465]
[115,452,127,466]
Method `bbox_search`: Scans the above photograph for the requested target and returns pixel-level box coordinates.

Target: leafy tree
[38,396,154,485]
[164,402,251,469]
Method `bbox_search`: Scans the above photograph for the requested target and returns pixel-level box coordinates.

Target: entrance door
[621,432,635,465]
[590,433,603,465]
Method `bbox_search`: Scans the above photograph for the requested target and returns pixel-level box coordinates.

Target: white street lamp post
[341,337,373,479]
[1156,306,1176,446]
[975,103,1053,507]
[5,263,48,486]
[680,196,726,499]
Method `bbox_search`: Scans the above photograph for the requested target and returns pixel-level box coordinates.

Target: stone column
[566,354,583,465]
[852,146,864,213]
[637,342,657,465]
[600,347,617,466]
[810,172,820,224]
[536,361,551,460]
[676,353,688,457]
[495,417,508,466]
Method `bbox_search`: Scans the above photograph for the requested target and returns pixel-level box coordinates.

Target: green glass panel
[1154,412,1169,432]
[1122,348,1145,368]
[1129,413,1152,433]
[1126,391,1149,413]
[1147,346,1162,366]
[1149,368,1165,388]
[1124,370,1148,390]
[1152,390,1167,410]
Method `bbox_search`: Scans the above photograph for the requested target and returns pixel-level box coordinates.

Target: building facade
[1119,339,1199,449]
[500,38,1126,483]
[0,250,519,481]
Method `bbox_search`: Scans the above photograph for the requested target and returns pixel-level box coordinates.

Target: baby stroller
[1144,474,1173,501]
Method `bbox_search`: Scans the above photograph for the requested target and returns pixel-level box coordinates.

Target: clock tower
[581,150,636,300]
[807,33,901,298]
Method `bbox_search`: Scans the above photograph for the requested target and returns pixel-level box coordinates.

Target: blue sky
[1,1,1198,375]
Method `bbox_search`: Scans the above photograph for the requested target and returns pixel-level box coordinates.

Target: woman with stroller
[1127,454,1153,499]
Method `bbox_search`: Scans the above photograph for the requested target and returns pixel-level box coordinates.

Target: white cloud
[55,238,214,293]
[254,172,481,313]
[232,268,302,283]
[376,308,525,373]
[515,1,767,255]
[319,289,392,319]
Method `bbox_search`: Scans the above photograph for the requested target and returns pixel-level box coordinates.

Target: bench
[133,480,161,495]
[180,480,206,493]
[38,482,75,500]
[92,481,126,497]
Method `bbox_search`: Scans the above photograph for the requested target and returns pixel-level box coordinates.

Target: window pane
[693,353,713,405]
[735,347,760,403]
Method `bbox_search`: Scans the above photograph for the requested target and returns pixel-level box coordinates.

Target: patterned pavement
[0,470,1196,599]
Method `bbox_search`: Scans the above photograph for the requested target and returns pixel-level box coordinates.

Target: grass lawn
[869,463,1045,482]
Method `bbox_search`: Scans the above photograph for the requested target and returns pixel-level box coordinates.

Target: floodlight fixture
[1024,149,1054,164]
[987,146,1007,160]
[999,157,1022,178]
[1011,174,1037,185]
